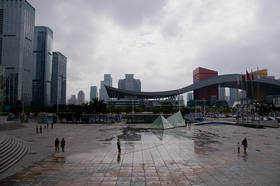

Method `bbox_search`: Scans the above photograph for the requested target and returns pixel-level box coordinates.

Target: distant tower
[219,86,226,101]
[229,88,239,107]
[33,26,53,106]
[118,74,141,92]
[77,90,85,105]
[99,74,112,103]
[68,95,77,105]
[193,67,218,100]
[51,52,67,105]
[1,1,35,106]
[90,86,98,102]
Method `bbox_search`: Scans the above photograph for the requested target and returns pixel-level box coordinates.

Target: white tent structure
[149,115,174,130]
[167,111,185,127]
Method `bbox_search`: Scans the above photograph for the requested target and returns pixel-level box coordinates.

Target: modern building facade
[77,90,85,105]
[99,74,112,103]
[90,86,98,102]
[0,66,4,111]
[193,67,218,100]
[229,88,239,107]
[51,52,67,106]
[1,0,35,106]
[118,74,141,92]
[219,86,226,101]
[187,92,193,102]
[68,95,77,105]
[32,26,53,106]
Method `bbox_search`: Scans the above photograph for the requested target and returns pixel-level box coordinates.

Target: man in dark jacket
[55,138,60,152]
[242,137,248,152]
[61,138,65,152]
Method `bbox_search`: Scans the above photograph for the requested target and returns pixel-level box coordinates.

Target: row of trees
[4,98,279,116]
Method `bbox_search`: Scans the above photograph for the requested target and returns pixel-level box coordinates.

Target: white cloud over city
[29,0,280,101]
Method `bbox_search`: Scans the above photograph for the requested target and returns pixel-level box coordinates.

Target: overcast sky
[29,0,280,101]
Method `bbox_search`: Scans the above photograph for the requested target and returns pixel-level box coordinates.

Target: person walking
[241,137,248,153]
[117,138,121,153]
[55,138,60,152]
[237,142,240,153]
[36,126,38,133]
[39,126,42,134]
[61,138,65,152]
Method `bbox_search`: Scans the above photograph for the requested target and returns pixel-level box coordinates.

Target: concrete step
[0,137,20,163]
[0,136,29,173]
[0,137,12,152]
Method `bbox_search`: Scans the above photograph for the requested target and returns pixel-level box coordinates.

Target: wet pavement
[0,122,280,185]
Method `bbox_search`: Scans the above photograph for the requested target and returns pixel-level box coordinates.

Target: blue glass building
[32,26,53,106]
[51,52,67,105]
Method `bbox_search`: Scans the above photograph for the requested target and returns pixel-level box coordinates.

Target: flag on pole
[242,74,245,82]
[246,70,251,81]
[251,70,255,80]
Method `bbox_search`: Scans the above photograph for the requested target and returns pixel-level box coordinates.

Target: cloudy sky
[29,0,280,101]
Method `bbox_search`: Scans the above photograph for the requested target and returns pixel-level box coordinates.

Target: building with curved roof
[105,74,280,100]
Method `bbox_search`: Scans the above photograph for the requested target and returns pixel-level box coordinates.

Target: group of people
[36,125,43,134]
[55,138,66,152]
[238,137,248,153]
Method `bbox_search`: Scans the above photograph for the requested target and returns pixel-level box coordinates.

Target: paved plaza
[0,122,280,185]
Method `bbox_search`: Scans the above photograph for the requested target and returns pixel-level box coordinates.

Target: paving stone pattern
[0,122,280,185]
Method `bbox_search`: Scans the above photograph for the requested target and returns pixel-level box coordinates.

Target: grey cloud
[88,0,168,28]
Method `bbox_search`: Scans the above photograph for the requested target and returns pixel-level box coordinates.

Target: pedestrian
[117,138,121,153]
[55,138,60,152]
[51,122,54,128]
[39,126,42,134]
[61,138,65,152]
[36,126,38,133]
[237,142,240,153]
[241,137,248,152]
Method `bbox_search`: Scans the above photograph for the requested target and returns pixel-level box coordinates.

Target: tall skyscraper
[77,90,85,105]
[32,26,53,106]
[99,74,112,103]
[68,95,77,105]
[51,52,67,105]
[187,92,193,102]
[219,86,226,101]
[118,74,141,92]
[193,67,218,100]
[229,88,239,107]
[1,0,35,106]
[90,86,98,102]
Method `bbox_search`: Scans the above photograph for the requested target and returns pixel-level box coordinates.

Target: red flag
[242,74,245,82]
[246,71,251,81]
[251,70,255,81]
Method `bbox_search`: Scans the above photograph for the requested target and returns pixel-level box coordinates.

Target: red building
[193,67,218,100]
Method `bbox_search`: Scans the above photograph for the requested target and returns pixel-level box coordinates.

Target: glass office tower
[0,0,35,106]
[51,52,67,106]
[33,26,53,106]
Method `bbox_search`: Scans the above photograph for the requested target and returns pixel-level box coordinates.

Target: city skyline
[28,0,280,100]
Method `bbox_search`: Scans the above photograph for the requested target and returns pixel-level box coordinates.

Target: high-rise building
[177,95,185,107]
[187,92,194,102]
[51,52,67,105]
[77,90,85,105]
[0,66,4,111]
[32,26,53,106]
[1,1,35,106]
[193,67,218,100]
[219,86,226,101]
[99,74,112,103]
[118,74,141,92]
[68,95,77,105]
[229,88,239,107]
[90,86,98,102]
